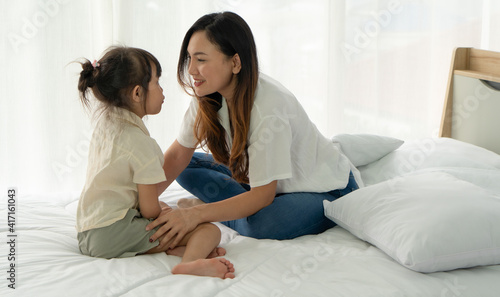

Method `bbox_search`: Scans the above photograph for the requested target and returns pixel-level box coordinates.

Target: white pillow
[323,172,500,273]
[358,137,500,186]
[331,134,404,167]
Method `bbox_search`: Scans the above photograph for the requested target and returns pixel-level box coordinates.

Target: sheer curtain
[2,0,499,194]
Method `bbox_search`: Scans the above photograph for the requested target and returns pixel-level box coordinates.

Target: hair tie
[92,59,100,69]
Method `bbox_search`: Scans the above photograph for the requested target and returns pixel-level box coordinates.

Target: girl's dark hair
[78,46,162,113]
[177,12,259,183]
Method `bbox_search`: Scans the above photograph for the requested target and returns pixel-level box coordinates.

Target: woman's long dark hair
[177,12,259,183]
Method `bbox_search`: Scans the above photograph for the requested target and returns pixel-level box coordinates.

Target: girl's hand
[146,207,201,249]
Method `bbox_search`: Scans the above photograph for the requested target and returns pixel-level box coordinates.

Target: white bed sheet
[2,138,500,297]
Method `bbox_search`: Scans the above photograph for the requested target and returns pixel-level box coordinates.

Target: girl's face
[187,30,239,100]
[145,64,164,115]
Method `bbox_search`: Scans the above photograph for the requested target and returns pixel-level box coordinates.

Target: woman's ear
[131,85,142,103]
[232,54,241,74]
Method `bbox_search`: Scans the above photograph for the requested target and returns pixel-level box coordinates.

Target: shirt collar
[109,107,150,136]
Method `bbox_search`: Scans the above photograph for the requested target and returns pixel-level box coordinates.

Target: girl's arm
[147,180,277,249]
[138,184,162,219]
[140,140,194,219]
[157,140,195,196]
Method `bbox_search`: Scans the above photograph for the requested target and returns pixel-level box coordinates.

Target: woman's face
[187,30,239,100]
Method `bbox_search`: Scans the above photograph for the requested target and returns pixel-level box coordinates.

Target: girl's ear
[232,54,241,74]
[131,85,142,103]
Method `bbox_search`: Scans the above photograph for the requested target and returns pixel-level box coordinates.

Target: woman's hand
[147,180,277,249]
[146,207,201,249]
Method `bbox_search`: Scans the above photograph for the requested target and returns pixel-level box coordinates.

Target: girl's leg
[170,223,235,279]
[145,223,220,258]
[166,245,226,259]
[177,223,221,263]
[146,223,235,279]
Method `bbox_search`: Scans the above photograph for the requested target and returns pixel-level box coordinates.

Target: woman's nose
[187,59,197,75]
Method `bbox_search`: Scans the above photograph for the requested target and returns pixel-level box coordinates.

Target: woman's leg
[176,152,250,203]
[229,192,337,240]
[177,153,358,240]
[231,172,359,240]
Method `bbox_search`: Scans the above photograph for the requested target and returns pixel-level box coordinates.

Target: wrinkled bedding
[2,138,500,297]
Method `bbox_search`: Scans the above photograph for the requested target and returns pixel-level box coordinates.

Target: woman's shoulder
[256,73,295,99]
[253,73,299,117]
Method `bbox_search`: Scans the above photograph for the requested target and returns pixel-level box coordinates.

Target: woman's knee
[234,192,336,240]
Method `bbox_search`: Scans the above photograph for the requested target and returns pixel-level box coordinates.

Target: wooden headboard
[439,47,500,154]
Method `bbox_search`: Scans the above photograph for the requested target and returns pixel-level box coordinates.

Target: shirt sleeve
[247,114,293,188]
[177,98,199,148]
[130,137,167,185]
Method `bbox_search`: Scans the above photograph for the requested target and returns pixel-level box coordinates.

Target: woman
[148,11,359,249]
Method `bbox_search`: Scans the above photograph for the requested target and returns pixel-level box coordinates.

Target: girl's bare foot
[207,247,226,258]
[177,198,205,208]
[171,258,236,279]
[166,246,186,257]
[167,246,226,259]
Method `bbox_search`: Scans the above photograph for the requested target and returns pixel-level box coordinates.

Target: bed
[2,48,500,296]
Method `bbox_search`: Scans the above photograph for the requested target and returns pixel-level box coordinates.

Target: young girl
[75,46,235,279]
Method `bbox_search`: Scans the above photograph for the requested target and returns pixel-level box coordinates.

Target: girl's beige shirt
[76,108,166,233]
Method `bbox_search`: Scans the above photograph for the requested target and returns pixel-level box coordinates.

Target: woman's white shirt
[177,73,351,194]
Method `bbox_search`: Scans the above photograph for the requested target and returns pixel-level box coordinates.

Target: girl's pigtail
[75,47,161,115]
[78,59,96,110]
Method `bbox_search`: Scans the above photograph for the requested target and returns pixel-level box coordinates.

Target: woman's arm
[197,180,277,222]
[157,140,195,195]
[147,180,277,249]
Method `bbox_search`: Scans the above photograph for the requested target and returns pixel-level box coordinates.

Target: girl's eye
[197,59,206,62]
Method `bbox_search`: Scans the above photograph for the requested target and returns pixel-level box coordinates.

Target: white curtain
[2,0,499,194]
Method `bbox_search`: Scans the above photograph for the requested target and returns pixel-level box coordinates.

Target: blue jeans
[176,152,358,240]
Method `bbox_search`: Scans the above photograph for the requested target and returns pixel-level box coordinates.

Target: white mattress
[2,137,500,297]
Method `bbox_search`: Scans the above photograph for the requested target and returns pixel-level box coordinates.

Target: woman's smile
[193,79,205,87]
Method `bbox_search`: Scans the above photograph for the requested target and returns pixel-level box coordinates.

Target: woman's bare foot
[177,198,205,208]
[167,246,226,259]
[172,258,235,279]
